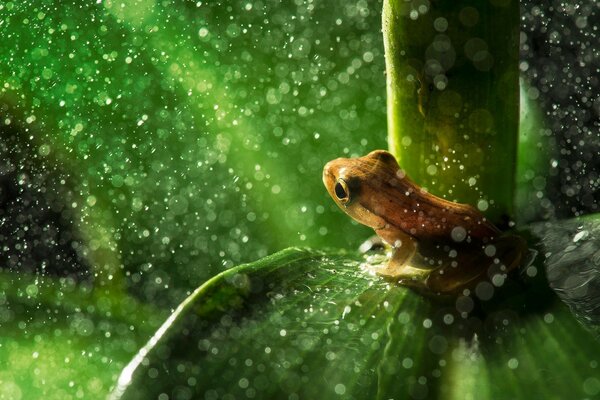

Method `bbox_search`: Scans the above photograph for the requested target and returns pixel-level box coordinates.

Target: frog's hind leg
[426,235,528,295]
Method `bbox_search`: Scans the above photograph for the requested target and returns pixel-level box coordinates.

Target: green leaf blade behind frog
[383,0,520,224]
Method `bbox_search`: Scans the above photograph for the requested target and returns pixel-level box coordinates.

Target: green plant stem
[383,0,519,224]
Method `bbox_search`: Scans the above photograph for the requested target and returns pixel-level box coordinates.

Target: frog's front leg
[368,227,431,282]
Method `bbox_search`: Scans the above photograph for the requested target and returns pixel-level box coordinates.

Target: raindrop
[475,281,494,301]
[450,226,467,242]
[334,384,346,395]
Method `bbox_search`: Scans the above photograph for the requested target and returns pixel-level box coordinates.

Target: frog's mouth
[350,205,387,231]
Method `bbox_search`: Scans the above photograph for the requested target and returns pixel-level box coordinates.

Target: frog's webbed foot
[358,235,387,254]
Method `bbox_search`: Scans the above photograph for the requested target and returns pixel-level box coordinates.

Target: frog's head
[322,150,401,230]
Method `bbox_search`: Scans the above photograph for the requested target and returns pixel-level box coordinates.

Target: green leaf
[531,216,600,337]
[111,230,600,400]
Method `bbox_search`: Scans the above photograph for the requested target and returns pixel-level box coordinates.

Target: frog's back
[357,150,500,244]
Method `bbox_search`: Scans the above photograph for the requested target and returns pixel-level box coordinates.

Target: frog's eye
[334,178,351,204]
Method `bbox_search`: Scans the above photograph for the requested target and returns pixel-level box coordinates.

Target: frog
[322,149,528,295]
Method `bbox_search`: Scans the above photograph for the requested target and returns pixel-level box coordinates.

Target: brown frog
[322,150,528,295]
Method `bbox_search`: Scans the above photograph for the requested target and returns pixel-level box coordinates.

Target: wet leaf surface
[112,230,600,400]
[532,217,600,338]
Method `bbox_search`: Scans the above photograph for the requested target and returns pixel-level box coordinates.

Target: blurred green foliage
[1,0,387,304]
[1,0,389,397]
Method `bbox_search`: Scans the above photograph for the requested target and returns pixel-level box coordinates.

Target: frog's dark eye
[334,178,351,204]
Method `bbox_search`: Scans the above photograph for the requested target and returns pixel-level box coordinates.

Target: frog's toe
[358,235,387,253]
[367,262,431,288]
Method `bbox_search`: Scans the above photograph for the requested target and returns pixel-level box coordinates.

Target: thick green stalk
[383,0,519,224]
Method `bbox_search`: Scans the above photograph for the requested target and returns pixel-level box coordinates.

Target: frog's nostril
[323,162,334,179]
[322,163,334,186]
